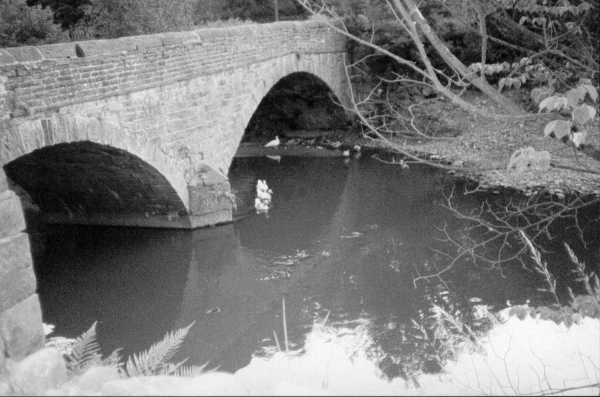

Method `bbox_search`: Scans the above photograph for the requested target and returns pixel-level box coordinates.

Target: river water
[31,153,599,378]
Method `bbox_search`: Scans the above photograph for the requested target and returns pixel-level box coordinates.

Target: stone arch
[219,52,352,173]
[3,141,188,228]
[0,113,189,212]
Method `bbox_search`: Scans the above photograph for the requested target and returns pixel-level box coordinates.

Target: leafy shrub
[0,0,64,47]
[539,79,598,148]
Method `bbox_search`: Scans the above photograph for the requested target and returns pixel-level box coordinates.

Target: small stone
[77,366,121,394]
[9,347,68,395]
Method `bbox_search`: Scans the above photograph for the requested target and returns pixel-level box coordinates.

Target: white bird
[353,145,361,152]
[342,150,350,157]
[257,180,268,192]
[265,136,280,148]
[254,198,269,212]
[257,189,272,201]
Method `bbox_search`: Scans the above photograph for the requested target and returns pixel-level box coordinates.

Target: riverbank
[250,90,599,198]
[350,90,600,198]
[3,307,597,395]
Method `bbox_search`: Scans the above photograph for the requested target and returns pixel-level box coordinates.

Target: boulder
[77,366,121,394]
[8,347,68,395]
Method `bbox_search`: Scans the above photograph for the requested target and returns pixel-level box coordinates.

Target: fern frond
[125,322,195,377]
[174,363,209,378]
[65,322,102,376]
[159,358,188,376]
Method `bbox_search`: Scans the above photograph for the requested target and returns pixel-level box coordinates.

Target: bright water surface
[31,154,599,377]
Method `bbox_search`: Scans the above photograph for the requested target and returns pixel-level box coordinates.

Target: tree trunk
[402,0,526,115]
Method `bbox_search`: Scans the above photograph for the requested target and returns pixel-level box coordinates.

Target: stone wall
[0,20,348,368]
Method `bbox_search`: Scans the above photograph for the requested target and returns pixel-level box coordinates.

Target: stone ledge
[0,20,336,63]
[0,191,26,238]
[1,47,43,63]
[38,210,232,229]
[0,233,35,313]
[0,294,44,360]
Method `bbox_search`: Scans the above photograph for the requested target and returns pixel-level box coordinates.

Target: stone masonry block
[160,32,200,47]
[37,43,77,60]
[0,170,8,193]
[0,191,26,238]
[0,50,17,65]
[0,233,36,313]
[3,47,43,63]
[0,294,44,360]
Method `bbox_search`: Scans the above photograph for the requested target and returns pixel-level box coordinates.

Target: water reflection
[32,155,599,378]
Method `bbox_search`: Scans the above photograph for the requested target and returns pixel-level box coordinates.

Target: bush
[0,0,64,47]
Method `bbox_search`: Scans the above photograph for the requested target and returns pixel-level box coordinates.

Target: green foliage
[64,321,204,379]
[0,0,64,47]
[64,322,103,376]
[224,0,306,22]
[124,322,194,377]
[468,57,554,92]
[75,0,196,39]
[507,146,551,174]
[539,79,598,148]
[27,0,88,29]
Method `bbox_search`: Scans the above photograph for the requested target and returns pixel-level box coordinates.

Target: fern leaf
[125,322,195,377]
[66,322,102,376]
[174,363,210,378]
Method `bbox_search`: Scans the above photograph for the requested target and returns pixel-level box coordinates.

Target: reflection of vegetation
[400,241,600,393]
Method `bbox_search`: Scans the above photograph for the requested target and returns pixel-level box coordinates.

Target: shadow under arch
[243,71,350,141]
[3,141,189,229]
[221,56,353,173]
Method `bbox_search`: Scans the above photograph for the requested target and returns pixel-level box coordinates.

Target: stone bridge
[0,20,349,362]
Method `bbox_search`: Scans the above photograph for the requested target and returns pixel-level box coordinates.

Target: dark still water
[31,154,600,376]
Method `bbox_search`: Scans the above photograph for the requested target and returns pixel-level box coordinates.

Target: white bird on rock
[265,136,280,148]
[257,180,268,192]
[257,189,272,202]
[254,198,269,212]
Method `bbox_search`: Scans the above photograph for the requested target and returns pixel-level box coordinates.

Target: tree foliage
[26,0,87,29]
[224,0,307,22]
[0,0,64,47]
[73,0,196,39]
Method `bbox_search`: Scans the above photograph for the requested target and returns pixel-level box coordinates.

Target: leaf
[507,147,534,174]
[539,96,552,112]
[582,84,598,102]
[553,120,572,139]
[551,97,568,112]
[571,132,586,148]
[125,322,195,377]
[532,150,551,171]
[498,78,506,92]
[539,95,567,112]
[65,322,102,376]
[544,120,559,137]
[173,363,209,378]
[573,105,595,125]
[566,89,581,108]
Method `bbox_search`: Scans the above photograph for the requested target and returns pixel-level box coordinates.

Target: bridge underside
[4,142,232,229]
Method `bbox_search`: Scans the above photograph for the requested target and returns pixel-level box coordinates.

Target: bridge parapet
[0,20,345,117]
